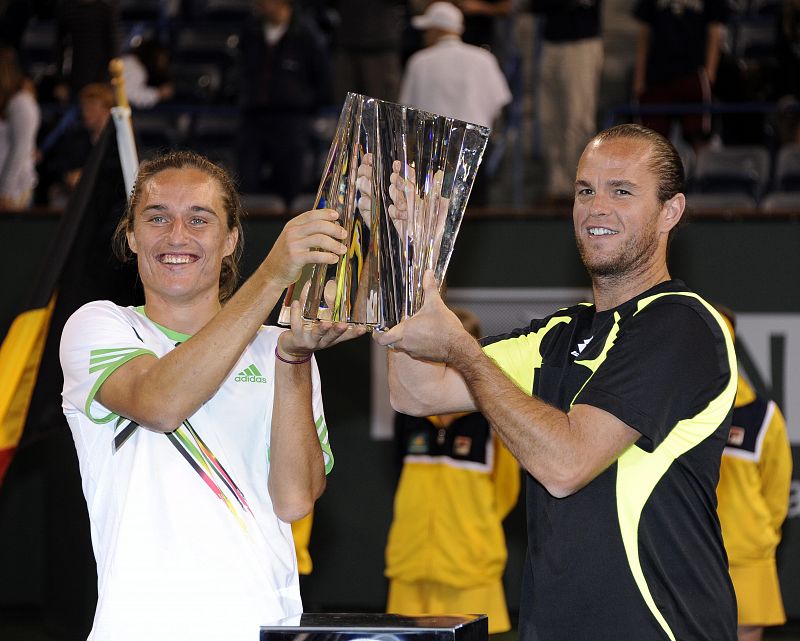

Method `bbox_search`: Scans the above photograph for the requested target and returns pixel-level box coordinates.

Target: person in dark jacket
[632,0,728,149]
[53,0,120,102]
[238,0,333,202]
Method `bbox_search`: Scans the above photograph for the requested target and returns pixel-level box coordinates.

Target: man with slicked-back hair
[376,124,738,640]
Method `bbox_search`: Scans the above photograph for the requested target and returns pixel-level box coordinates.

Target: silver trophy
[278,92,490,330]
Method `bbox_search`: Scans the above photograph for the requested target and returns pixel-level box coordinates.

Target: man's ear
[127,228,138,254]
[224,226,239,257]
[660,193,685,233]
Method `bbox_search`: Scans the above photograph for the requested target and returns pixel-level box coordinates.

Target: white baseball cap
[410,2,464,34]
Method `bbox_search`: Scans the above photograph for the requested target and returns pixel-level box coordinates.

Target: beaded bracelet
[274,345,312,365]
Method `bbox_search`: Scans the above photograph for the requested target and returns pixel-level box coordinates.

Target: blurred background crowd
[0,0,798,212]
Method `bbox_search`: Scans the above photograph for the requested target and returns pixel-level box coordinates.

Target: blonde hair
[79,83,115,110]
[591,123,685,205]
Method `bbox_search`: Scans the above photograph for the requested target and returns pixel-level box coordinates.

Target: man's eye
[190,217,207,225]
[616,189,631,196]
[577,188,593,196]
[150,215,167,224]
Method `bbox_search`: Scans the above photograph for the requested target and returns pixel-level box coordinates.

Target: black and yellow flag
[0,118,137,485]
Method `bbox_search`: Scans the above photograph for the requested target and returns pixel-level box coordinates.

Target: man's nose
[589,191,610,216]
[166,219,189,243]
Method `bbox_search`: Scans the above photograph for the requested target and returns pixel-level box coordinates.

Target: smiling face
[126,167,238,309]
[573,136,683,281]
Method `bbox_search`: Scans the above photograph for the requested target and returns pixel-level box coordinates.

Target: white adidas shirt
[60,301,332,641]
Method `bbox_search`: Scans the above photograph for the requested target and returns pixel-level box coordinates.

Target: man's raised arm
[376,271,641,498]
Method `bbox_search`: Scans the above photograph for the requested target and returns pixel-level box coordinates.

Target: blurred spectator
[333,0,405,103]
[400,2,510,127]
[532,0,603,202]
[0,47,40,209]
[775,0,800,144]
[54,0,120,102]
[455,0,511,51]
[399,2,510,205]
[41,82,112,204]
[778,0,800,98]
[385,308,520,635]
[632,0,728,149]
[715,307,792,641]
[238,0,332,201]
[121,37,174,109]
[713,54,771,146]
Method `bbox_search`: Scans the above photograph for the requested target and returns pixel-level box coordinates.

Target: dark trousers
[639,69,712,145]
[238,111,313,202]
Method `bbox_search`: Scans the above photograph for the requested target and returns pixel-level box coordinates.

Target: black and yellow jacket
[385,412,520,588]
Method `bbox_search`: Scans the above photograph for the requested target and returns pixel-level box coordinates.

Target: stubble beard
[576,225,660,284]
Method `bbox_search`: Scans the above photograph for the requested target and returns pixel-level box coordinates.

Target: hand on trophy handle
[375,270,468,364]
[263,208,348,289]
[278,296,367,359]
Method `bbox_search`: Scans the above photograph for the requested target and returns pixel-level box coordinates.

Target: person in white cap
[400,1,510,130]
[399,1,511,204]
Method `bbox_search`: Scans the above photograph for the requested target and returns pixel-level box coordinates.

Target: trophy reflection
[278,92,490,330]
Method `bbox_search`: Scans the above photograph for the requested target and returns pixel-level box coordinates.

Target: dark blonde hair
[112,151,245,302]
[590,123,685,205]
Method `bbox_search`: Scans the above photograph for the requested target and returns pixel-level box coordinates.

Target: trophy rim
[343,91,492,136]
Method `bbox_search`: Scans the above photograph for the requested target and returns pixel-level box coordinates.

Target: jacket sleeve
[758,402,793,536]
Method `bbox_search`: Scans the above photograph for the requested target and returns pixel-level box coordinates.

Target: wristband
[274,345,312,365]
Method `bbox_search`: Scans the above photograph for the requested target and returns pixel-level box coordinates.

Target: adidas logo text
[235,364,268,384]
